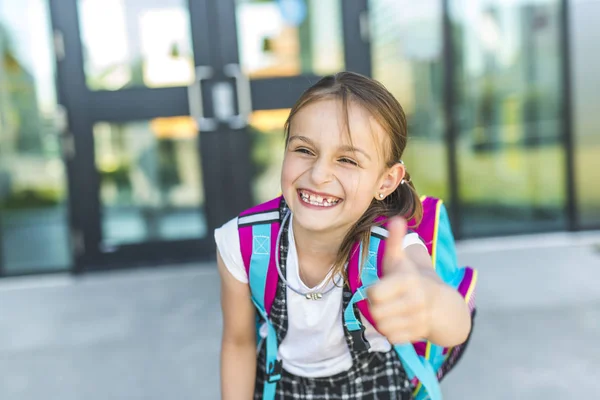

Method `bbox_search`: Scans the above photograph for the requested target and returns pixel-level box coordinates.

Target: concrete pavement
[0,230,598,399]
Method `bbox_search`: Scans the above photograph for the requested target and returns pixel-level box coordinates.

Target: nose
[309,157,334,186]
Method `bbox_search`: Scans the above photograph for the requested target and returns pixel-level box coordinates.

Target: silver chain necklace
[275,210,342,300]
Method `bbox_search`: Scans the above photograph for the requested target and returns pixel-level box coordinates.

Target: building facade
[0,0,598,276]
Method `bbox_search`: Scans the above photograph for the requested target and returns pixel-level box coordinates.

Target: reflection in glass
[370,0,448,202]
[249,109,290,204]
[571,1,600,228]
[78,0,195,90]
[236,0,344,78]
[0,0,71,274]
[94,117,206,246]
[451,0,566,236]
[575,131,600,228]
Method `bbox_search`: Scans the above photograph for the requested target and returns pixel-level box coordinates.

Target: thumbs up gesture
[368,217,438,344]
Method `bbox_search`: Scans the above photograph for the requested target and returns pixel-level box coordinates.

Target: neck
[290,216,348,269]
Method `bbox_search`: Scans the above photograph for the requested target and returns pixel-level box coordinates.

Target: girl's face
[281,99,402,236]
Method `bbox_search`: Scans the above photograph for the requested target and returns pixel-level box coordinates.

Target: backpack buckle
[267,359,283,383]
[349,325,371,352]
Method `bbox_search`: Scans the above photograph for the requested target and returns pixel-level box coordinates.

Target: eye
[339,157,358,166]
[294,147,314,156]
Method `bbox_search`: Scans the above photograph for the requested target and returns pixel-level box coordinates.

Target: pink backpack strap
[237,196,283,316]
[346,199,477,400]
[408,196,438,255]
[346,222,389,330]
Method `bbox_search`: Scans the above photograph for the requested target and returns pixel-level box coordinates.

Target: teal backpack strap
[394,344,442,400]
[252,298,282,398]
[342,240,370,351]
[238,198,283,400]
[247,222,281,399]
[376,230,442,400]
[345,224,444,400]
[343,285,370,351]
[370,229,442,399]
[343,228,384,349]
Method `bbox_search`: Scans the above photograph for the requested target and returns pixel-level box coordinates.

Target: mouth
[297,189,342,208]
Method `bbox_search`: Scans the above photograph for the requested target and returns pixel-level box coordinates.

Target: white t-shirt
[214,216,425,378]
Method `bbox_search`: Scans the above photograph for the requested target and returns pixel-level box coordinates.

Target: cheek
[281,156,302,188]
[340,171,378,202]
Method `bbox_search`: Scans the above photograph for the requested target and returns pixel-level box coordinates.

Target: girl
[215,72,473,399]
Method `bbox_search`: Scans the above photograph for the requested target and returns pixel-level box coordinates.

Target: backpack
[237,196,477,400]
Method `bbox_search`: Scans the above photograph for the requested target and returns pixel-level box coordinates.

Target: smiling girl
[215,72,474,399]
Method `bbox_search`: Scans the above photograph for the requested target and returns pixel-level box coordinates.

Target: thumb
[383,217,409,275]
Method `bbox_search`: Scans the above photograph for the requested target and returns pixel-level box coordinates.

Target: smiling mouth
[298,189,342,207]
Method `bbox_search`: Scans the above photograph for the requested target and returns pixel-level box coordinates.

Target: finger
[370,293,426,321]
[383,217,408,275]
[376,316,410,337]
[376,316,427,344]
[367,274,414,304]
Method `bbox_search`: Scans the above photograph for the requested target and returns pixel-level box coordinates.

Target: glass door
[50,0,224,269]
[49,0,370,270]
[0,0,72,276]
[368,0,449,205]
[219,0,370,210]
[570,0,600,230]
[449,0,568,237]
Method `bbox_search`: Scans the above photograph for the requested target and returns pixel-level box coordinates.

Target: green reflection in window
[94,117,206,246]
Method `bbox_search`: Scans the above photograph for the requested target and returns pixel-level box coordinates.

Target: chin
[294,213,337,232]
[291,203,349,234]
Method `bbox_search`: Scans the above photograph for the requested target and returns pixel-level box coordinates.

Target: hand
[368,217,437,344]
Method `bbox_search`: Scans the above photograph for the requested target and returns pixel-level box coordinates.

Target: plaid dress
[253,201,413,400]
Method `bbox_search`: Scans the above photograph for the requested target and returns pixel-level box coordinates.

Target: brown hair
[283,72,423,280]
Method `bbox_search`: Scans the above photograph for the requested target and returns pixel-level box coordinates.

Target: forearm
[426,278,472,347]
[221,340,257,400]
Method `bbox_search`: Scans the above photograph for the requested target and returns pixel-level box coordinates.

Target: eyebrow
[288,135,372,161]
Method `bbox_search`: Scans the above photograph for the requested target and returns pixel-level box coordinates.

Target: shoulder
[214,216,248,283]
[214,216,239,242]
[403,230,426,250]
[375,225,425,250]
[213,196,284,283]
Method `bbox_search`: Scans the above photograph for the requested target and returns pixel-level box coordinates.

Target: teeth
[299,191,340,207]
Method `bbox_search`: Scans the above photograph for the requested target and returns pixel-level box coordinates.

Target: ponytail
[393,169,423,228]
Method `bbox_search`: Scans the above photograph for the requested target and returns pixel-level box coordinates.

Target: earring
[378,193,384,199]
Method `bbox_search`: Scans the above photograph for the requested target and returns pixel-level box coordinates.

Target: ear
[375,163,405,200]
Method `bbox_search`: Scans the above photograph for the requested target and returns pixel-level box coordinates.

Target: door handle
[224,63,253,129]
[188,66,218,131]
